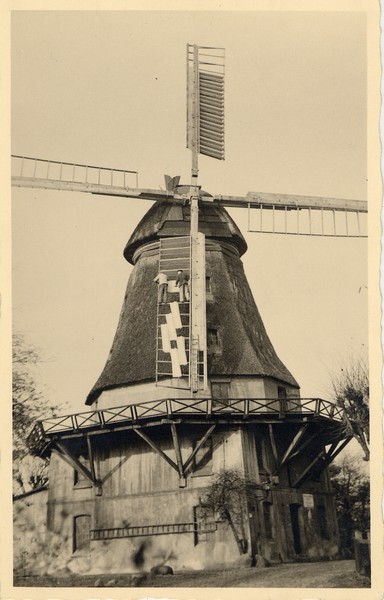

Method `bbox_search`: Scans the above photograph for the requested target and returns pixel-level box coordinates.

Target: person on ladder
[176,269,190,302]
[154,272,168,303]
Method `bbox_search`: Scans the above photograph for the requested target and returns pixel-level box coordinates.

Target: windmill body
[24,194,350,573]
[15,45,363,575]
[87,197,299,407]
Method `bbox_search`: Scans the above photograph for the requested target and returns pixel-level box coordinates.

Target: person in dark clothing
[176,270,190,302]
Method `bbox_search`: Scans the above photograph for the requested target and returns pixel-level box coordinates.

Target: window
[193,505,216,544]
[278,386,288,413]
[289,503,302,554]
[211,381,230,404]
[74,455,91,489]
[207,328,221,348]
[193,438,213,476]
[205,276,212,293]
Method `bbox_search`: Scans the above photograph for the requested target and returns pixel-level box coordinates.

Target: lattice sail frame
[187,44,225,161]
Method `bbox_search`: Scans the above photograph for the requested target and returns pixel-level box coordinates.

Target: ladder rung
[157,269,189,273]
[160,254,190,260]
[157,372,188,376]
[157,324,190,329]
[160,256,189,265]
[160,250,190,256]
[160,238,190,245]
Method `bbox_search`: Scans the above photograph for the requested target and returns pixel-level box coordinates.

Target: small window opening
[211,382,230,406]
[208,328,220,347]
[74,455,91,489]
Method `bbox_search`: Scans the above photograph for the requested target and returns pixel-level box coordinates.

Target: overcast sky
[11,10,368,414]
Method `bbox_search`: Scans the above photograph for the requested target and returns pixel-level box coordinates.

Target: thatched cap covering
[86,241,299,405]
[124,200,247,264]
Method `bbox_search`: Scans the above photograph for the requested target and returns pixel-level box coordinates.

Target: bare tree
[331,358,369,461]
[203,468,262,555]
[12,333,63,494]
[329,456,370,557]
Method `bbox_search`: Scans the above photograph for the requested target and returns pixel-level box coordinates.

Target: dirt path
[149,560,369,588]
[14,560,369,588]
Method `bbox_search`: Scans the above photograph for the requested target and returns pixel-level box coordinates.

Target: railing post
[166,399,172,416]
[207,397,212,416]
[71,414,78,431]
[97,410,105,427]
[244,398,249,417]
[130,404,137,421]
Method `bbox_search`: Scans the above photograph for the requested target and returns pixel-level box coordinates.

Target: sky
[10,10,369,415]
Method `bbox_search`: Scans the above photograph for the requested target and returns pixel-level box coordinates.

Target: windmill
[14,45,367,573]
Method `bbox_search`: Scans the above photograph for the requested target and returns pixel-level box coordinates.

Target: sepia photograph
[2,3,382,599]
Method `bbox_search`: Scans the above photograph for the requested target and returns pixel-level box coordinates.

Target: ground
[14,559,370,588]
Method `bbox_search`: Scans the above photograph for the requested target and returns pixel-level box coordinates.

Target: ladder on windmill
[155,236,206,390]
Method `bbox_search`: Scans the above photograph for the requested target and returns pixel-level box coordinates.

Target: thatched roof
[124,200,247,264]
[86,253,159,405]
[205,249,298,385]
[86,203,299,404]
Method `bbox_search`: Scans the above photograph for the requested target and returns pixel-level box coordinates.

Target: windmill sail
[11,154,367,238]
[187,44,225,160]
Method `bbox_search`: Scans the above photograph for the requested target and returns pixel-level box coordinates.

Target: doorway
[289,503,302,555]
[73,514,91,552]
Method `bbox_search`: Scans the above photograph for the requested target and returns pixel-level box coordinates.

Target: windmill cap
[124,200,247,264]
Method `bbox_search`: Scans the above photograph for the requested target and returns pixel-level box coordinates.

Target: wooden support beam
[101,454,131,485]
[324,441,339,459]
[279,424,309,469]
[53,441,100,488]
[293,437,352,489]
[289,430,320,461]
[268,424,279,469]
[324,437,352,465]
[86,435,97,481]
[292,450,326,488]
[170,423,186,486]
[183,425,216,473]
[133,427,179,474]
[86,436,102,495]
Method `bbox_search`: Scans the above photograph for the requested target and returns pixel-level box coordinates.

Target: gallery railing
[27,396,345,455]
